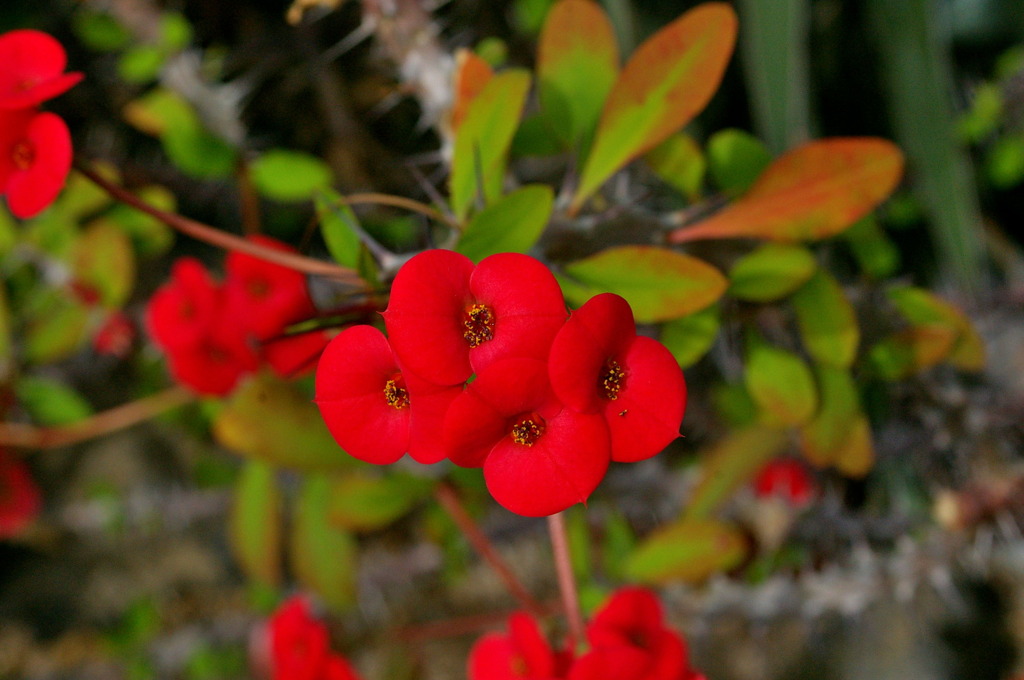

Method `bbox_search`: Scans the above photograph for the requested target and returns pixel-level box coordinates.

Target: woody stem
[548,511,584,651]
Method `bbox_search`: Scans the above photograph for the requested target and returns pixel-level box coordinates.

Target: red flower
[316,325,460,465]
[548,293,686,463]
[753,458,815,506]
[268,597,331,680]
[263,330,331,379]
[443,357,609,517]
[0,451,42,538]
[224,235,316,340]
[146,258,221,352]
[0,108,73,218]
[468,612,569,680]
[93,311,136,358]
[166,316,260,396]
[383,250,567,386]
[0,30,83,110]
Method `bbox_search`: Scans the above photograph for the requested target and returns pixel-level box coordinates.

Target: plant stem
[0,386,192,449]
[547,511,584,651]
[75,162,364,285]
[340,192,460,229]
[434,482,545,618]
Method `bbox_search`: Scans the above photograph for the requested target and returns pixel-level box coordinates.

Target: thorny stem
[75,162,364,285]
[548,511,584,652]
[434,482,546,619]
[0,386,192,449]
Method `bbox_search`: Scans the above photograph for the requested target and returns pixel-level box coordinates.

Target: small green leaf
[958,82,1003,143]
[986,133,1024,188]
[867,325,957,380]
[791,269,859,368]
[315,190,361,269]
[566,505,592,583]
[558,246,727,322]
[73,11,131,51]
[105,185,176,256]
[745,339,817,426]
[711,382,758,427]
[328,473,434,532]
[660,303,719,368]
[728,243,816,302]
[707,128,772,195]
[625,518,747,584]
[831,414,874,478]
[645,133,706,201]
[843,215,900,279]
[456,185,554,262]
[684,425,788,519]
[886,285,984,371]
[601,509,636,581]
[158,12,193,51]
[16,376,93,426]
[23,294,90,364]
[72,222,136,309]
[250,151,333,203]
[118,45,165,84]
[162,123,237,180]
[229,460,283,587]
[292,474,357,611]
[798,366,859,468]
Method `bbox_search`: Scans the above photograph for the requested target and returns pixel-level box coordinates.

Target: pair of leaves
[798,366,874,476]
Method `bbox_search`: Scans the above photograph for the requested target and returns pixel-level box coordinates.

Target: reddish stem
[548,511,584,652]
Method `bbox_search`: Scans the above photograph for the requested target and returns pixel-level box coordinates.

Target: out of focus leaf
[791,269,859,368]
[566,505,592,583]
[986,133,1024,188]
[292,474,357,610]
[23,294,90,364]
[72,222,135,309]
[661,303,719,368]
[0,288,10,377]
[0,206,15,258]
[832,414,874,478]
[73,11,131,51]
[843,215,900,279]
[537,0,619,151]
[625,518,747,584]
[450,48,494,135]
[213,373,355,472]
[558,246,727,322]
[328,473,433,532]
[798,366,859,468]
[670,138,904,243]
[684,425,788,519]
[511,114,563,157]
[711,382,759,427]
[315,190,361,269]
[958,82,1003,143]
[16,377,93,426]
[645,133,706,201]
[867,325,957,380]
[745,339,817,426]
[573,3,737,211]
[250,151,333,203]
[728,243,816,302]
[123,88,191,136]
[158,12,193,50]
[162,122,236,180]
[118,45,165,84]
[886,286,984,371]
[450,70,531,220]
[60,167,116,220]
[707,128,772,195]
[456,185,553,262]
[601,508,636,581]
[229,460,282,586]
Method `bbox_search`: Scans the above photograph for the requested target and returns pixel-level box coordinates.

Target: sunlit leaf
[572,3,737,211]
[867,325,957,380]
[315,189,361,269]
[886,286,984,371]
[558,246,727,322]
[450,49,494,134]
[843,215,900,279]
[158,12,193,51]
[292,474,357,610]
[660,303,719,368]
[645,133,706,201]
[118,45,164,84]
[625,518,747,584]
[16,376,93,426]
[162,122,237,180]
[72,222,135,309]
[537,0,619,151]
[745,339,817,426]
[791,269,859,368]
[728,243,816,302]
[450,70,532,220]
[250,150,333,203]
[669,138,904,242]
[328,473,434,532]
[832,414,874,478]
[707,128,772,195]
[684,425,788,519]
[73,10,131,51]
[229,460,283,587]
[213,373,355,472]
[456,185,553,262]
[23,294,90,364]
[798,366,859,468]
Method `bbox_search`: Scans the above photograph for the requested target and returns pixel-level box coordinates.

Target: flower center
[510,414,545,446]
[462,303,495,348]
[383,374,410,409]
[247,278,270,298]
[599,359,625,400]
[12,141,34,171]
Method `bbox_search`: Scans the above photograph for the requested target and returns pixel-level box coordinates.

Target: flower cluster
[469,588,706,680]
[266,597,363,680]
[0,30,81,218]
[146,236,327,395]
[316,249,686,517]
[752,458,815,507]
[0,448,42,538]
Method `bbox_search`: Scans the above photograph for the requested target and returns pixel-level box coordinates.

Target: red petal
[467,613,556,680]
[507,612,556,677]
[404,368,461,465]
[484,408,609,517]
[263,330,329,379]
[568,645,651,680]
[0,30,82,109]
[603,336,685,462]
[0,453,41,537]
[5,112,73,218]
[383,249,476,385]
[0,108,32,188]
[145,258,221,351]
[315,325,410,464]
[225,235,315,340]
[549,293,636,413]
[467,252,567,374]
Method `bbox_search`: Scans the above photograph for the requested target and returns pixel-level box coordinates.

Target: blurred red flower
[0,29,83,110]
[267,596,362,680]
[752,458,815,506]
[468,611,571,680]
[0,450,42,538]
[0,108,73,218]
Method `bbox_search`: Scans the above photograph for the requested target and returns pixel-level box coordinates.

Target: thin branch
[75,162,364,285]
[0,386,193,450]
[434,482,546,619]
[340,192,460,229]
[548,511,584,652]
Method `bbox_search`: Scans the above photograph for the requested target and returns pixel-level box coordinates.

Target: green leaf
[711,381,759,427]
[867,325,957,380]
[684,425,788,519]
[791,269,859,368]
[158,12,193,51]
[59,167,116,220]
[456,185,553,262]
[566,505,592,583]
[213,373,356,472]
[843,215,900,279]
[250,151,333,203]
[728,243,816,302]
[328,473,434,532]
[558,246,727,322]
[105,185,176,256]
[986,133,1024,188]
[229,460,283,587]
[707,128,773,195]
[572,3,737,211]
[292,474,357,611]
[0,287,10,378]
[645,133,706,202]
[886,286,984,371]
[625,518,747,584]
[601,508,636,581]
[831,414,875,478]
[23,294,90,364]
[315,190,361,269]
[798,366,859,468]
[118,45,165,84]
[16,376,93,426]
[73,11,131,51]
[72,222,136,309]
[537,0,619,152]
[958,82,1003,143]
[744,339,817,426]
[162,122,237,180]
[450,70,532,220]
[660,303,719,368]
[0,206,15,261]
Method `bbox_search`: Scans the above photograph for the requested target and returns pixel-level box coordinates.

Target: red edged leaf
[670,138,905,242]
[449,48,494,134]
[886,286,985,371]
